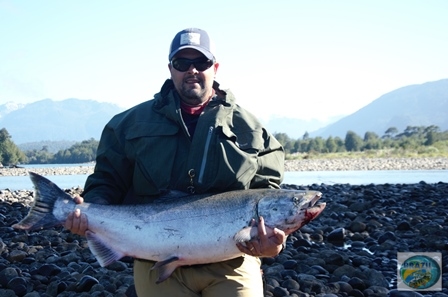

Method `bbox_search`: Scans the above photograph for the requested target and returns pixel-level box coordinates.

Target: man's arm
[250,128,285,189]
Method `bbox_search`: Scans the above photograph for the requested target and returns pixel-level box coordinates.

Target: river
[1,164,446,190]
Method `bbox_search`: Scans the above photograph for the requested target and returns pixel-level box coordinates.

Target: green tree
[325,136,337,153]
[273,133,290,146]
[345,131,363,152]
[307,137,325,153]
[398,137,419,150]
[363,131,382,150]
[297,139,310,153]
[425,131,438,146]
[53,138,99,163]
[292,140,301,153]
[334,137,346,152]
[384,127,398,139]
[273,133,294,154]
[424,125,440,146]
[0,128,27,165]
[397,126,425,138]
[25,148,53,164]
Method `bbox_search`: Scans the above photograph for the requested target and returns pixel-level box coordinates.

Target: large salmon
[13,172,326,283]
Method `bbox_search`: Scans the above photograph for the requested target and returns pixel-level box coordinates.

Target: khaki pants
[133,256,263,297]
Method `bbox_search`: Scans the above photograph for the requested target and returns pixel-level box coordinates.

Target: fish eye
[293,196,302,203]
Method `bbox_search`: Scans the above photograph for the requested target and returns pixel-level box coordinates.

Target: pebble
[0,163,447,296]
[284,157,448,171]
[1,157,448,177]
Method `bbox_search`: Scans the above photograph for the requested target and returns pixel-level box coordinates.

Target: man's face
[169,48,219,106]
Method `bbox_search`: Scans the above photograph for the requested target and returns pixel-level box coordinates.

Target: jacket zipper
[198,126,214,184]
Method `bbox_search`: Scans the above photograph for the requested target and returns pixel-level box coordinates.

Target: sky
[1,0,447,122]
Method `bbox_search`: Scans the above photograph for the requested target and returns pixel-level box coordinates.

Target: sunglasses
[171,58,214,72]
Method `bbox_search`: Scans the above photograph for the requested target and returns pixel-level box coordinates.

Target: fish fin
[233,226,258,243]
[85,230,124,267]
[151,256,180,283]
[12,172,73,231]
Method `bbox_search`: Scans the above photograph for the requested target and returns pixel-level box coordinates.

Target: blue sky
[1,0,447,121]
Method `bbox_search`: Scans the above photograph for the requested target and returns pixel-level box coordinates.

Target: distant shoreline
[1,157,447,177]
[284,157,448,171]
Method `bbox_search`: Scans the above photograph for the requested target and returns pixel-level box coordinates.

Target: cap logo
[180,32,201,45]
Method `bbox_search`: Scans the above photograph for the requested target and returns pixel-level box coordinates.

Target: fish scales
[13,172,326,283]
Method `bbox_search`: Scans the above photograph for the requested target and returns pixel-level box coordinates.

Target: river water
[1,164,446,190]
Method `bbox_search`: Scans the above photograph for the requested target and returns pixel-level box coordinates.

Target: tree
[307,137,325,153]
[0,128,27,165]
[297,139,310,153]
[0,128,9,143]
[364,131,379,142]
[52,138,99,163]
[273,133,296,154]
[384,127,398,139]
[273,133,290,147]
[345,131,363,152]
[424,125,440,146]
[397,126,425,138]
[424,125,440,134]
[363,131,382,150]
[398,137,419,150]
[334,137,346,152]
[425,131,438,146]
[325,137,337,153]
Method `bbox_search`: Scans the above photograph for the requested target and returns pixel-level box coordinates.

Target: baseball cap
[168,28,215,61]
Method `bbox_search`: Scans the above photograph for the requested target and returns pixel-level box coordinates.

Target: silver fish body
[13,172,326,283]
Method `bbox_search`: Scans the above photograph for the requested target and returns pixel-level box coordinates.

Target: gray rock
[327,228,346,242]
[388,289,425,297]
[2,179,447,296]
[0,267,19,287]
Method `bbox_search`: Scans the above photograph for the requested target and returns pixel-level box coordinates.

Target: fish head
[257,190,326,235]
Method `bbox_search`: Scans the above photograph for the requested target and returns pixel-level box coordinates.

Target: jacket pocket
[201,126,263,191]
[125,122,180,196]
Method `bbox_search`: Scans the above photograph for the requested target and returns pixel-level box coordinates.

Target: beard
[179,81,211,105]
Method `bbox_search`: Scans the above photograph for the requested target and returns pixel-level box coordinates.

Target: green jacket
[83,79,284,204]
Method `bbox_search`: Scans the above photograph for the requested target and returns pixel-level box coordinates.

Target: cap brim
[169,46,214,61]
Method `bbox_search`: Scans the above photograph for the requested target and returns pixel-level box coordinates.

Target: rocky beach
[0,158,447,297]
[1,157,448,177]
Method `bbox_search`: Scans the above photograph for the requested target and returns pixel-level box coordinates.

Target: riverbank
[284,157,448,171]
[1,182,447,296]
[1,157,447,177]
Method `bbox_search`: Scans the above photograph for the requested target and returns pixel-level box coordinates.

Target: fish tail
[12,172,74,231]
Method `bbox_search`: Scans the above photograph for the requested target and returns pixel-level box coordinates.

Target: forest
[274,125,448,158]
[1,125,447,166]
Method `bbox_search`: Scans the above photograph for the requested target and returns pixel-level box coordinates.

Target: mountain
[312,79,448,138]
[262,116,344,139]
[2,78,447,145]
[0,99,125,144]
[0,102,26,118]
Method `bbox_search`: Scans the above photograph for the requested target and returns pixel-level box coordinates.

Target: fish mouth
[310,192,322,205]
[308,202,326,216]
[282,191,326,235]
[302,192,326,220]
[300,191,324,209]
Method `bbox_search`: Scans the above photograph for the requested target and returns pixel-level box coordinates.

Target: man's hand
[236,216,286,258]
[64,195,88,236]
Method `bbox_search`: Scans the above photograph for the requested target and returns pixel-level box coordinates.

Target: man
[66,28,286,296]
